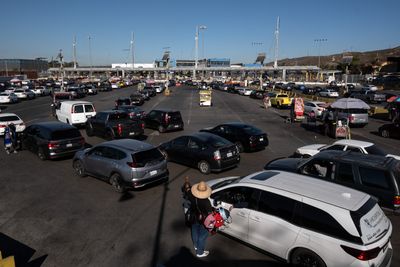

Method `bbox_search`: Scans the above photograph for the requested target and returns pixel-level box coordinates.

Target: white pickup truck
[350,89,386,103]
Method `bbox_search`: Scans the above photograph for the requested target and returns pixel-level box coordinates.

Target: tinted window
[84,104,95,112]
[188,138,200,149]
[0,115,20,122]
[109,113,129,120]
[258,191,295,222]
[294,202,361,243]
[132,148,164,167]
[364,145,386,156]
[74,105,84,113]
[301,159,334,179]
[321,144,345,151]
[207,136,230,148]
[211,186,260,210]
[51,129,81,140]
[173,136,188,147]
[346,146,363,153]
[89,146,106,157]
[104,147,126,160]
[359,167,390,189]
[242,125,263,135]
[335,163,355,184]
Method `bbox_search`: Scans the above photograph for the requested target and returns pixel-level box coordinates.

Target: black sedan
[379,122,400,139]
[159,132,240,174]
[200,122,268,152]
[114,105,146,120]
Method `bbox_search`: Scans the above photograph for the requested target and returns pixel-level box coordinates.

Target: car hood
[296,144,326,155]
[264,157,304,172]
[200,127,213,132]
[206,176,241,190]
[386,154,400,160]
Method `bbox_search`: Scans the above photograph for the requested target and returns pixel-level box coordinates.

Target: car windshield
[243,126,263,135]
[109,113,129,120]
[0,115,20,122]
[210,177,243,190]
[132,148,164,166]
[51,129,81,140]
[207,136,230,148]
[364,145,386,156]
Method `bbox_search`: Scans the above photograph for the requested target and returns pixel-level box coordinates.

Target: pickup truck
[269,92,291,108]
[350,90,386,103]
[85,110,144,139]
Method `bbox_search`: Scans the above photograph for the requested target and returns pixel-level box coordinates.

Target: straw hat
[191,181,212,199]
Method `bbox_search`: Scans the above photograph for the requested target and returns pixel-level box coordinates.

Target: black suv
[144,109,184,133]
[264,150,400,211]
[200,122,268,152]
[130,93,145,106]
[86,110,144,139]
[115,98,132,107]
[22,121,85,160]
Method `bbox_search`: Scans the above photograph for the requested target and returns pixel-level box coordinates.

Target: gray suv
[73,139,169,192]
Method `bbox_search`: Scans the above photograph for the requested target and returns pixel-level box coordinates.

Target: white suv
[208,170,392,267]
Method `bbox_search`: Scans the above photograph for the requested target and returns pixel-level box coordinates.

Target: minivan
[208,170,393,267]
[55,101,96,126]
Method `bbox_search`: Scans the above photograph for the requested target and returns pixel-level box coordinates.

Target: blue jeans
[191,222,209,255]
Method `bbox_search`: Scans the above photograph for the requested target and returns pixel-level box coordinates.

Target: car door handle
[237,211,247,217]
[250,216,261,222]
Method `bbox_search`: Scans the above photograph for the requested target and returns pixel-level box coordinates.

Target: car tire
[291,248,326,267]
[198,160,211,174]
[381,129,390,138]
[158,125,165,133]
[109,173,125,193]
[86,124,94,137]
[73,160,87,177]
[277,102,281,109]
[37,147,47,161]
[235,142,244,153]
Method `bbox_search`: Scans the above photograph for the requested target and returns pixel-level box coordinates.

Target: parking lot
[1,85,399,267]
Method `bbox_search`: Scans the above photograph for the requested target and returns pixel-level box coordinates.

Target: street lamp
[194,25,207,80]
[314,38,327,80]
[88,35,93,81]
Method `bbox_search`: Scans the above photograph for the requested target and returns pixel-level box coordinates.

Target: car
[154,84,165,93]
[113,105,146,120]
[67,86,86,98]
[0,113,25,135]
[13,89,36,100]
[31,86,51,96]
[318,88,339,98]
[22,121,85,160]
[115,98,132,107]
[249,90,265,99]
[144,109,184,133]
[72,139,169,192]
[0,92,19,104]
[97,83,112,92]
[208,170,393,267]
[303,87,317,95]
[379,122,400,139]
[55,101,96,126]
[303,101,327,117]
[85,85,98,95]
[159,132,240,174]
[269,92,291,108]
[85,110,144,139]
[200,122,268,152]
[293,139,400,159]
[143,87,156,97]
[264,150,400,211]
[237,87,253,96]
[130,93,145,106]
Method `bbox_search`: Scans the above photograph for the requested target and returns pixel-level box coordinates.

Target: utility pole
[57,49,65,92]
[130,32,134,71]
[73,35,77,69]
[194,25,206,80]
[314,38,327,80]
[273,16,280,69]
[88,35,93,81]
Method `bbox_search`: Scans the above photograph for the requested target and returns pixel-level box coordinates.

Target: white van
[55,101,96,126]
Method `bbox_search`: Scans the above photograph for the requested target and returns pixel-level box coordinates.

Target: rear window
[109,113,129,120]
[208,136,231,148]
[51,129,82,140]
[85,104,95,112]
[0,115,20,122]
[243,126,263,135]
[364,145,386,156]
[132,148,164,167]
[168,112,182,119]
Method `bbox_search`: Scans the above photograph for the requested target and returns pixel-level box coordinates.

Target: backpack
[203,211,225,230]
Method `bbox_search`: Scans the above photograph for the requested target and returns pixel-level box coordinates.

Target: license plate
[260,138,264,141]
[129,132,135,136]
[174,125,179,128]
[227,152,232,157]
[150,170,157,176]
[86,115,92,118]
[66,143,72,147]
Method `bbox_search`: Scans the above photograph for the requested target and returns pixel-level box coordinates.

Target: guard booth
[199,89,212,106]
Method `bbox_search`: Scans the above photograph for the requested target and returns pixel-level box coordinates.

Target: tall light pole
[73,35,77,69]
[130,32,135,71]
[88,35,93,80]
[194,25,207,80]
[314,38,327,80]
[273,17,280,69]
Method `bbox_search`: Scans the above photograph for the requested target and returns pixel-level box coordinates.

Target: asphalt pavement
[0,86,399,267]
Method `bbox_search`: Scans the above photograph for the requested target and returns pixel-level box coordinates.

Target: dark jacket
[188,191,213,222]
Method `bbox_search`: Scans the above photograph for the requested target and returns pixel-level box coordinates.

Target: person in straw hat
[189,181,213,258]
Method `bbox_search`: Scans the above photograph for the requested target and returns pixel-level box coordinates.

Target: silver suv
[72,139,169,192]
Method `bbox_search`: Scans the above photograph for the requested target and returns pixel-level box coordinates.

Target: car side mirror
[213,199,221,206]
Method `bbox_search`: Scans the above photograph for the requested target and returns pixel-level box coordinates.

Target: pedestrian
[8,123,19,152]
[181,176,192,215]
[3,125,13,154]
[189,181,213,258]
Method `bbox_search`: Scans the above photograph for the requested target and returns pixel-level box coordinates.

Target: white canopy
[331,98,370,110]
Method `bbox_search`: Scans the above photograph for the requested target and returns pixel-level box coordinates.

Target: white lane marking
[187,90,194,125]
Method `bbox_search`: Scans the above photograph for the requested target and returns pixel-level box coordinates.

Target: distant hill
[268,46,400,69]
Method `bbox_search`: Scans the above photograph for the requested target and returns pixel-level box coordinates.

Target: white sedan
[0,92,19,104]
[13,89,36,100]
[295,139,400,160]
[318,89,339,98]
[0,113,25,135]
[303,101,326,117]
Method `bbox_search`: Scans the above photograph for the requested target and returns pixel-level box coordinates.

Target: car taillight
[213,150,221,161]
[79,137,85,145]
[394,195,400,208]
[165,114,170,124]
[117,123,123,135]
[127,162,137,168]
[340,245,381,261]
[141,123,144,129]
[0,125,5,128]
[48,142,60,149]
[71,106,74,113]
[348,115,355,122]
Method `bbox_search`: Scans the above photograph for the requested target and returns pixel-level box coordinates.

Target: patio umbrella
[387,95,400,102]
[331,98,370,109]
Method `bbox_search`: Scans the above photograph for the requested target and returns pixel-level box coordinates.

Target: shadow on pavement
[0,232,47,267]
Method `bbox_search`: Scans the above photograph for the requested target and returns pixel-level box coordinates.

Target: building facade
[0,59,48,78]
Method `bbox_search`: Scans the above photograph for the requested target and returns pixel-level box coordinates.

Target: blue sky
[1,0,399,66]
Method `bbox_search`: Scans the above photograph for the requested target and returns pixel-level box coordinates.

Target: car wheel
[86,124,94,137]
[381,129,390,138]
[277,102,281,109]
[109,173,125,193]
[302,154,312,158]
[158,125,165,133]
[235,142,244,153]
[198,160,211,174]
[37,147,47,161]
[291,248,326,267]
[73,160,87,177]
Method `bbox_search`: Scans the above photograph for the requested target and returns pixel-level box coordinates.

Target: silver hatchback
[73,139,169,192]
